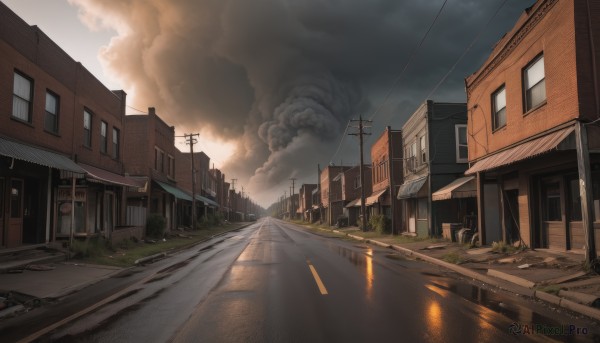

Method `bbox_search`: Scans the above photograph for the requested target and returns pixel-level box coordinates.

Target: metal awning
[432,176,476,201]
[366,189,387,206]
[79,163,145,188]
[397,177,428,199]
[155,181,193,201]
[465,126,575,175]
[0,137,85,174]
[345,198,361,208]
[196,194,219,207]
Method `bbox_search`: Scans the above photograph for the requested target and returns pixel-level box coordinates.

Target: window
[492,85,506,130]
[524,54,546,112]
[13,71,33,122]
[167,155,174,177]
[83,110,92,147]
[45,91,59,133]
[155,147,164,172]
[112,128,120,159]
[568,176,582,221]
[420,135,427,164]
[455,125,468,163]
[100,121,108,153]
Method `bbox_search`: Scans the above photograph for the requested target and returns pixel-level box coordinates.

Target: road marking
[307,260,328,295]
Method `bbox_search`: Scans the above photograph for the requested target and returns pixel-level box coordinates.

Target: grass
[536,284,563,295]
[441,251,465,264]
[71,223,248,268]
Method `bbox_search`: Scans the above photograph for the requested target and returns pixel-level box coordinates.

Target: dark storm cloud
[72,0,530,206]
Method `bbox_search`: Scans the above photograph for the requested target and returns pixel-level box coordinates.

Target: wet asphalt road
[38,218,600,342]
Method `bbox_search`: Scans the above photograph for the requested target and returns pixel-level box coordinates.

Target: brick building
[465,0,600,259]
[369,127,403,233]
[320,165,351,226]
[123,108,187,232]
[342,165,372,227]
[298,184,317,222]
[0,3,141,248]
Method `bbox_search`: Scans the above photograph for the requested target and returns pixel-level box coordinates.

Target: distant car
[248,214,256,221]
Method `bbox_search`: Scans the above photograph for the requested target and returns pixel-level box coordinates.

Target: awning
[366,189,387,206]
[155,181,193,201]
[432,176,476,201]
[79,163,145,188]
[465,126,575,175]
[195,194,219,207]
[0,137,85,174]
[345,198,361,208]
[397,177,428,199]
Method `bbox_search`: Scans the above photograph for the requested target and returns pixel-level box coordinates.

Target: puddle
[425,280,600,341]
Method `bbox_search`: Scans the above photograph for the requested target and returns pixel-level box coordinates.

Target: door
[7,179,24,247]
[540,177,565,250]
[408,201,416,233]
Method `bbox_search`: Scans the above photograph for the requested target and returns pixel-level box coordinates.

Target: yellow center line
[307,260,328,295]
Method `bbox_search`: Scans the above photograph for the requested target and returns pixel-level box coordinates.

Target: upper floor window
[524,54,546,112]
[419,135,427,164]
[83,110,92,147]
[13,71,33,123]
[455,125,468,163]
[100,121,108,153]
[492,85,506,130]
[44,91,59,133]
[112,128,120,159]
[167,155,175,177]
[155,147,164,172]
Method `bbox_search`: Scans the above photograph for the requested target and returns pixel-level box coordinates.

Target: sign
[57,187,87,202]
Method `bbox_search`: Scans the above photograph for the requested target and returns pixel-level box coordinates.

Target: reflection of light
[365,249,373,300]
[425,284,449,298]
[426,300,442,338]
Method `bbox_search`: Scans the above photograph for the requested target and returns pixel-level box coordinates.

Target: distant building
[299,184,317,222]
[320,165,351,226]
[397,101,470,237]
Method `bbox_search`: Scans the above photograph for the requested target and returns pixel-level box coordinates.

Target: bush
[369,214,391,234]
[146,213,166,238]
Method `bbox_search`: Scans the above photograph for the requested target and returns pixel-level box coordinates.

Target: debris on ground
[422,244,449,250]
[25,264,56,271]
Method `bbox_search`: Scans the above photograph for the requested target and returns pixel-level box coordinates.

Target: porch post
[498,175,507,244]
[46,167,52,243]
[575,122,596,262]
[476,172,486,246]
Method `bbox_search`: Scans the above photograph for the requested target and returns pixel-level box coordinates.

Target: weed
[537,284,563,295]
[442,252,464,264]
[491,241,517,254]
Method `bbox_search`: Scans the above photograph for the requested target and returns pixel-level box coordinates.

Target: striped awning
[79,163,145,188]
[465,126,575,175]
[432,176,476,201]
[366,189,387,206]
[0,137,84,174]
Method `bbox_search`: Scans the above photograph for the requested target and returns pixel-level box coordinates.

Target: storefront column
[575,122,596,262]
[45,167,52,243]
[477,172,486,246]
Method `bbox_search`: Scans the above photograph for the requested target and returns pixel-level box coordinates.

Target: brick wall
[466,0,581,161]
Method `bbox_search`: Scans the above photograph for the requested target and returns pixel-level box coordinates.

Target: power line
[329,120,351,164]
[368,0,449,121]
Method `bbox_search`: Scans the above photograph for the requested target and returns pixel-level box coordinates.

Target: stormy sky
[66,0,530,207]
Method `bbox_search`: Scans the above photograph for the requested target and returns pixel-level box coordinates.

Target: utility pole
[290,178,296,220]
[349,116,371,232]
[178,133,200,229]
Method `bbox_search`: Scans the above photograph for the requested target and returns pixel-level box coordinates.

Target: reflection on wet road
[46,218,600,342]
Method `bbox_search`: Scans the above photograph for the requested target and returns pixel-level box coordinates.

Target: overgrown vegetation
[369,214,391,234]
[196,213,225,229]
[537,284,563,295]
[491,241,518,254]
[70,236,112,259]
[146,213,166,238]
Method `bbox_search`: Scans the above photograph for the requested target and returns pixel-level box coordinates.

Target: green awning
[155,181,193,201]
